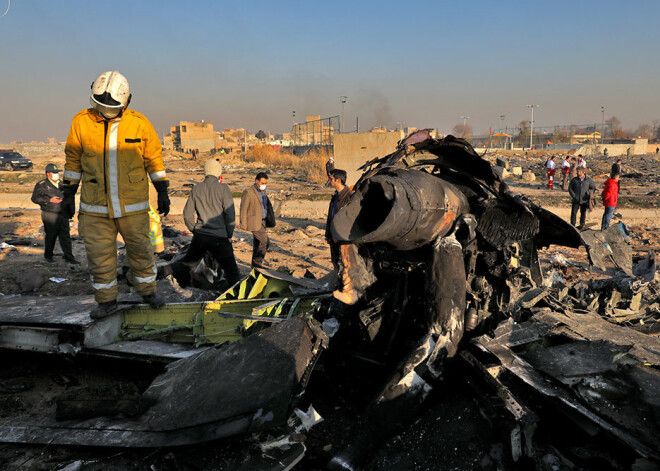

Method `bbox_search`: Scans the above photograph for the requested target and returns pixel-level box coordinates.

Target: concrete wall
[180,137,215,152]
[332,131,404,184]
[0,143,65,155]
[577,139,648,157]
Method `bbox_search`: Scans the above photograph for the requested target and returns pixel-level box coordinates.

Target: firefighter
[62,71,170,318]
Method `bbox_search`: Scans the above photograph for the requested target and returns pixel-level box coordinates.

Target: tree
[255,130,267,141]
[451,123,473,139]
[605,116,621,136]
[633,122,654,138]
[515,120,530,147]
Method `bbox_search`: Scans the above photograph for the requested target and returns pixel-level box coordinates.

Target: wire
[0,0,9,18]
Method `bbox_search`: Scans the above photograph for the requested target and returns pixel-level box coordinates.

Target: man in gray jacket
[166,159,240,286]
[568,167,596,228]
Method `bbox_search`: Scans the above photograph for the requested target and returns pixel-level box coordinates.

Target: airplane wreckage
[0,131,658,470]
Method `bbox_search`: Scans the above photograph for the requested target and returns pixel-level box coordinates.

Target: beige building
[167,121,215,152]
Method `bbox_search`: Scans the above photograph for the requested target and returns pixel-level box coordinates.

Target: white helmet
[90,71,131,119]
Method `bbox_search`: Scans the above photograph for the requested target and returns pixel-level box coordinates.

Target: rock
[493,166,510,178]
[496,157,509,169]
[304,225,325,237]
[16,270,45,293]
[522,171,536,182]
[293,229,310,239]
[512,166,523,176]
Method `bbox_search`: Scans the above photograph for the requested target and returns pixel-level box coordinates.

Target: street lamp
[526,104,539,149]
[601,106,605,143]
[460,115,470,128]
[340,96,347,133]
[500,114,505,131]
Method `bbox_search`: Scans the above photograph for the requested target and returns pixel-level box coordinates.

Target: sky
[1,0,659,142]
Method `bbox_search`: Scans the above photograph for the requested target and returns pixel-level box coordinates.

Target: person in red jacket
[601,170,620,230]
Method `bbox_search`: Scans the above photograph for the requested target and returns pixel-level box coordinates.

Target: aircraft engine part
[331,168,468,251]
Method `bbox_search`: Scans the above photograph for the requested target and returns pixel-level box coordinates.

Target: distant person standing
[576,154,586,171]
[560,156,571,190]
[546,156,556,190]
[240,172,274,268]
[601,171,620,230]
[611,159,623,176]
[569,156,578,180]
[325,156,335,186]
[325,169,352,270]
[31,164,79,264]
[568,167,596,229]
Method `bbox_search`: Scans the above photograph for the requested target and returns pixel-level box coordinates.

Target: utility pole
[499,115,505,132]
[340,96,347,133]
[601,106,605,144]
[460,115,470,138]
[526,104,539,149]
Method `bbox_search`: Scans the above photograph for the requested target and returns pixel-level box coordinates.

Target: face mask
[259,184,267,191]
[50,173,60,181]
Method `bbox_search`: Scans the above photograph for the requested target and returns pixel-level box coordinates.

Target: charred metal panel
[582,223,633,275]
[0,317,327,447]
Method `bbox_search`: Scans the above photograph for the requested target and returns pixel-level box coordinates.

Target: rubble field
[0,145,659,470]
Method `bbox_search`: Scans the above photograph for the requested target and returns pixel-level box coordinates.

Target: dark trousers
[329,240,340,270]
[570,203,588,227]
[251,223,270,268]
[179,233,240,285]
[42,211,73,259]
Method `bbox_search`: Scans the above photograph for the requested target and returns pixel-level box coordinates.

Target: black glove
[153,180,170,217]
[61,184,78,219]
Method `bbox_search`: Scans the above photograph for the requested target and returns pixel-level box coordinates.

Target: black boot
[142,293,165,309]
[90,300,118,319]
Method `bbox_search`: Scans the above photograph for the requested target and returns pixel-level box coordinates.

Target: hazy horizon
[1,1,659,143]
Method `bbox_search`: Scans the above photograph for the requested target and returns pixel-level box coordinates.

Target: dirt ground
[0,149,659,470]
[2,149,659,297]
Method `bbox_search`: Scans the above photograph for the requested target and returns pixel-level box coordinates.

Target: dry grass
[243,145,330,184]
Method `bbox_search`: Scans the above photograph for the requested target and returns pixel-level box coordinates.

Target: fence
[290,116,339,146]
[469,123,615,149]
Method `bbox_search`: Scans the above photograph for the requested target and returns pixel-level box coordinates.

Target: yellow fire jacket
[64,108,167,218]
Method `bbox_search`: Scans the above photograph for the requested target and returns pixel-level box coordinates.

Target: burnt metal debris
[0,131,658,471]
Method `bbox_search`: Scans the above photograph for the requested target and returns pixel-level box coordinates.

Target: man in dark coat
[30,163,78,264]
[325,169,352,269]
[568,167,596,228]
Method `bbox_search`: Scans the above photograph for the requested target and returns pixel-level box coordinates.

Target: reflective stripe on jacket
[148,204,165,253]
[64,108,166,218]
